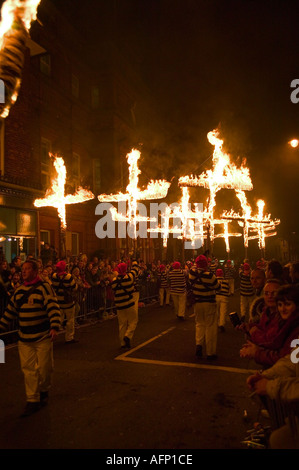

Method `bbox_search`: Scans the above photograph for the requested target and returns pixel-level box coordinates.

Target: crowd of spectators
[1,247,299,448]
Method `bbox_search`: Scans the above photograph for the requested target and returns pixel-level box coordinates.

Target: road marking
[115,326,256,375]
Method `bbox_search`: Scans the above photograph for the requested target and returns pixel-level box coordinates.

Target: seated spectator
[240,284,299,368]
[246,344,299,449]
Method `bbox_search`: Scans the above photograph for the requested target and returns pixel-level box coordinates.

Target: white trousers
[159,288,170,306]
[18,338,54,403]
[228,278,234,295]
[216,298,228,327]
[240,295,254,321]
[61,305,75,342]
[194,302,218,355]
[171,293,186,317]
[117,304,138,346]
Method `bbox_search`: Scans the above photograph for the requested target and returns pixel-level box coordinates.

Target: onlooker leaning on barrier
[112,260,139,349]
[52,260,78,344]
[0,259,61,417]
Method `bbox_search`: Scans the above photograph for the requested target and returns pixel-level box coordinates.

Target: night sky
[51,0,299,240]
[2,0,299,241]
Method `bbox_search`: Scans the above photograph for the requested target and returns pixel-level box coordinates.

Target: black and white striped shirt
[112,262,139,310]
[0,281,61,342]
[168,269,187,294]
[189,268,219,303]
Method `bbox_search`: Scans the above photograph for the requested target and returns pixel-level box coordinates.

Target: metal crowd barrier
[0,277,160,343]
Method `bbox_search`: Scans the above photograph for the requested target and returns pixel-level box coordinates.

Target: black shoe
[20,402,41,418]
[206,354,218,360]
[195,345,203,358]
[40,391,49,406]
[65,339,79,344]
[123,336,131,349]
[219,326,225,332]
[176,315,185,321]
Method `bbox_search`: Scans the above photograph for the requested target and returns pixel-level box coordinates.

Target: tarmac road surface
[0,293,271,455]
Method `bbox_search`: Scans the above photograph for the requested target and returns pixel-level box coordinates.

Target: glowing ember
[98,149,171,239]
[34,154,95,229]
[0,0,42,118]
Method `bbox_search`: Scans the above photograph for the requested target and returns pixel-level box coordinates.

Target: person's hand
[236,322,248,332]
[249,326,258,335]
[49,329,58,341]
[240,340,258,358]
[246,372,262,391]
[253,377,268,395]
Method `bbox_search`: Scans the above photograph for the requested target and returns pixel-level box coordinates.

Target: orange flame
[0,0,41,118]
[34,154,94,229]
[98,149,171,239]
[179,129,253,241]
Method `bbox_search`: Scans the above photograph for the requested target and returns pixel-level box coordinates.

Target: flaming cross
[222,192,280,253]
[213,220,242,254]
[148,186,205,250]
[34,154,95,230]
[98,149,171,240]
[179,129,253,243]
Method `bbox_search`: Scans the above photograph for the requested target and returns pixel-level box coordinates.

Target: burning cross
[34,154,95,229]
[222,191,280,252]
[148,187,205,250]
[179,129,253,242]
[98,149,171,240]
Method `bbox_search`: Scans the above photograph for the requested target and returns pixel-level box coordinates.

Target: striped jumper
[168,269,187,294]
[0,280,61,342]
[112,262,139,310]
[189,268,219,303]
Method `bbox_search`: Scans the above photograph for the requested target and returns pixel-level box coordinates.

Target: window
[66,231,79,256]
[91,86,99,109]
[71,74,79,98]
[41,138,51,189]
[40,230,50,245]
[40,54,51,76]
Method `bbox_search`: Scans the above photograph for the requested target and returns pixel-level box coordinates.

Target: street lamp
[288,139,299,148]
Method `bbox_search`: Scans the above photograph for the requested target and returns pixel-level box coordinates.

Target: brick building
[0,0,163,263]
